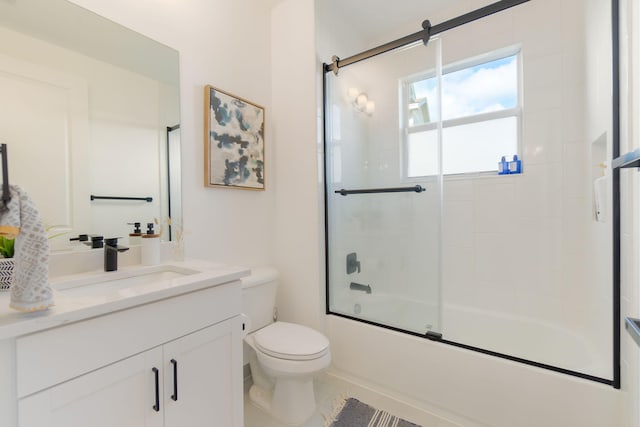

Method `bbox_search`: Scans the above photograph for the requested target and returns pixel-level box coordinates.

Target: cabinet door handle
[152,367,160,412]
[170,359,178,401]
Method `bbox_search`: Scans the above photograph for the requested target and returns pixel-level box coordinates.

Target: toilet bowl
[241,268,331,425]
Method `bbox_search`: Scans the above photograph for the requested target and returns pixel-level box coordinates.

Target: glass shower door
[325,39,443,336]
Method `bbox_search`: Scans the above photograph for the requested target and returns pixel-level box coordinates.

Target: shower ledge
[625,317,640,348]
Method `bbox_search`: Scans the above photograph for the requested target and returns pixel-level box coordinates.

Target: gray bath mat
[325,397,422,427]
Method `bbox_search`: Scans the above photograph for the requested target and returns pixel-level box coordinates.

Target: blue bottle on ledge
[508,155,522,174]
[498,156,509,175]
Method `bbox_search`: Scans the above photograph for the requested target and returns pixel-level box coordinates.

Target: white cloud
[416,57,517,121]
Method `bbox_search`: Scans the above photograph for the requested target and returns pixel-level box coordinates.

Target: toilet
[241,267,331,425]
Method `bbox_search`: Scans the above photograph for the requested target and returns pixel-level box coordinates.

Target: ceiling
[321,0,470,45]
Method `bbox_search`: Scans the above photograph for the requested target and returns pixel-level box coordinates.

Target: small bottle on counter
[141,223,160,265]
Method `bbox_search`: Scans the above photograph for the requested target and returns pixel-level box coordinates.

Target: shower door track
[324,0,530,75]
[328,311,613,387]
[323,0,621,389]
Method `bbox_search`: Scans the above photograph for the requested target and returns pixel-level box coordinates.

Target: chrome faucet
[104,237,129,272]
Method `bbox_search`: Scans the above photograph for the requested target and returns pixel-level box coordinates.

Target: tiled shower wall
[440,0,612,377]
[330,0,613,378]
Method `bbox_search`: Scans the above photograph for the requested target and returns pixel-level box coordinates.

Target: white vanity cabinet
[19,346,165,427]
[12,280,244,427]
[163,320,240,427]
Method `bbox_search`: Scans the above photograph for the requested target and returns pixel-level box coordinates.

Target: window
[403,48,521,177]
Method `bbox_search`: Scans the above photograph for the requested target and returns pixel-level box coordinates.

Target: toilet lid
[253,322,329,361]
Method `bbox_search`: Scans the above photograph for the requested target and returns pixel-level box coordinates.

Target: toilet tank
[241,267,278,333]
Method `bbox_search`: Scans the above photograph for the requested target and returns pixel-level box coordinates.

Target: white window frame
[401,45,523,180]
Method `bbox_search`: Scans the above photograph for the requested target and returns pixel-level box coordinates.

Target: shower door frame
[322,0,621,389]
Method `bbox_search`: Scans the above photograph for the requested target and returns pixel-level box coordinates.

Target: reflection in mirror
[0,0,181,250]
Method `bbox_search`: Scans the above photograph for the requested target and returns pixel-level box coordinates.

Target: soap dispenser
[128,222,142,245]
[141,222,160,265]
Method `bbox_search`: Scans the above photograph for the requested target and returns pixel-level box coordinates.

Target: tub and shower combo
[321,0,620,424]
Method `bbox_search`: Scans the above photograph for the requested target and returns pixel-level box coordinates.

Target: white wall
[271,0,324,332]
[67,0,278,268]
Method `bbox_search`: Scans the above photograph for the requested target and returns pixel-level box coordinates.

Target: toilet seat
[253,321,329,361]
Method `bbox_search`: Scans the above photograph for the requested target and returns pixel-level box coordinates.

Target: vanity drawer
[16,281,241,398]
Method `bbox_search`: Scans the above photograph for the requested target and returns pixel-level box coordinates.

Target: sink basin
[52,265,201,300]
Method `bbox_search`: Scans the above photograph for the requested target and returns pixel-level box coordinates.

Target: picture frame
[204,85,265,190]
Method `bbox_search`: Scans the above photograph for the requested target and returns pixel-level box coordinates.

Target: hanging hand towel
[0,185,53,312]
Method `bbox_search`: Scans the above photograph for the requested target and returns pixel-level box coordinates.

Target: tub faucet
[104,237,129,272]
[350,282,372,294]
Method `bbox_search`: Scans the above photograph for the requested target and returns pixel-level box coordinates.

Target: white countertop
[0,259,249,341]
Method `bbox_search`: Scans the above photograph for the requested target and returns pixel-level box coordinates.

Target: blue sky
[412,54,518,122]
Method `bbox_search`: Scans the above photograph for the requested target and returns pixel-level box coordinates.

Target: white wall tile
[443,200,474,247]
[442,244,476,307]
[513,0,564,58]
[443,179,473,201]
[514,163,563,219]
[522,108,563,165]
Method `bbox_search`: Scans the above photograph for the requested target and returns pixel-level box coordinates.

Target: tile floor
[243,371,462,427]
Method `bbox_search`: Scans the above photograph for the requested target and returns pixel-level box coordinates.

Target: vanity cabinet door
[18,347,164,427]
[163,317,243,427]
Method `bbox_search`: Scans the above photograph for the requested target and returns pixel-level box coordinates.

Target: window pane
[407,130,438,177]
[408,54,518,125]
[442,55,517,121]
[442,116,518,175]
[408,81,437,126]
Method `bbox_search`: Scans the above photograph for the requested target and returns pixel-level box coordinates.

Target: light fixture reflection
[348,87,375,116]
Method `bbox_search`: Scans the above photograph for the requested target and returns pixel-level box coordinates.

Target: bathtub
[332,291,608,378]
[332,291,440,334]
[328,292,617,427]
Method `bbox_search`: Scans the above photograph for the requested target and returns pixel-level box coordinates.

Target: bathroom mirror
[0,0,181,249]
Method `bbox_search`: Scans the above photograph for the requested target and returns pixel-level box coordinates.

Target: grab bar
[350,282,372,294]
[335,185,425,196]
[90,195,153,202]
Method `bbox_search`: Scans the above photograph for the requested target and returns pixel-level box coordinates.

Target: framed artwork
[204,85,265,190]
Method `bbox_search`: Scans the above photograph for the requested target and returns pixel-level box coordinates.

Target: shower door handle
[335,185,425,196]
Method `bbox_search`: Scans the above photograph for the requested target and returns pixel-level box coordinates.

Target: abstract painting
[204,85,265,190]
